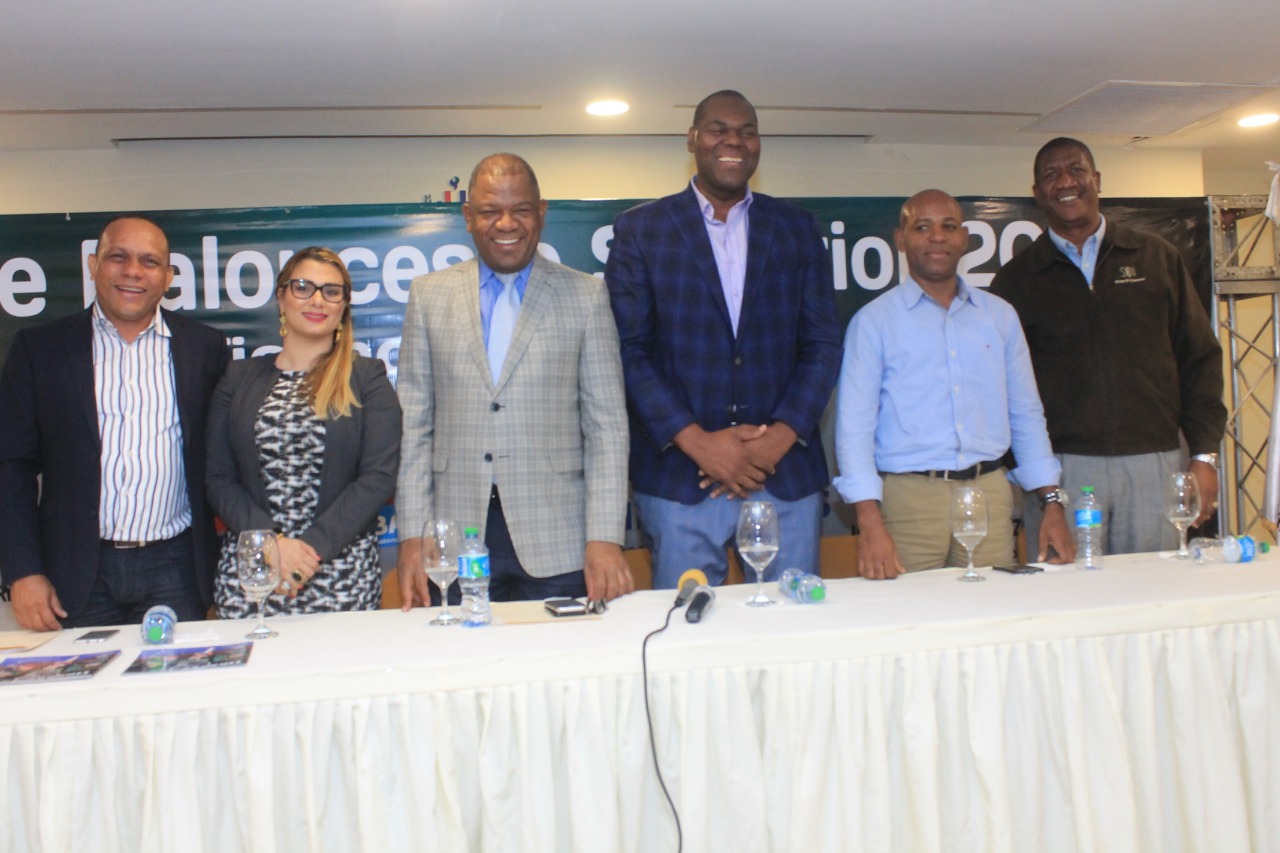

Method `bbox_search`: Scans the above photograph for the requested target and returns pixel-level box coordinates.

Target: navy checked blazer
[605,186,841,504]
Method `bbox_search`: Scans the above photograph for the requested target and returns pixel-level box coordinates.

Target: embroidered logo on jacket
[1114,265,1145,284]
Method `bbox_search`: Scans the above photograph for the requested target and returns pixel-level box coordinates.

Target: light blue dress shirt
[1047,215,1106,287]
[478,259,532,348]
[691,177,752,336]
[833,276,1060,504]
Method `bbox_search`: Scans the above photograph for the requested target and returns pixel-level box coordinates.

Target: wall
[0,136,1209,215]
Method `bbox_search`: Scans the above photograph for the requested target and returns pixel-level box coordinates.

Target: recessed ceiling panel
[1023,81,1275,137]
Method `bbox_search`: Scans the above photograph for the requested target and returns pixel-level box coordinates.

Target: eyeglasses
[285,279,349,303]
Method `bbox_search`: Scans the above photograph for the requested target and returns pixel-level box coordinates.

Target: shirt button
[483,453,493,462]
[734,357,743,366]
[490,403,500,412]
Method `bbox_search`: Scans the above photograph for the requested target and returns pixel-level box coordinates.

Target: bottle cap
[146,623,167,643]
[809,586,826,602]
[464,527,479,537]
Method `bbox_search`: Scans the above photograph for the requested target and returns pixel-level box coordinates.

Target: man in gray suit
[396,153,633,605]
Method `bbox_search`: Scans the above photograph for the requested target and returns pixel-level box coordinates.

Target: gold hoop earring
[279,314,287,337]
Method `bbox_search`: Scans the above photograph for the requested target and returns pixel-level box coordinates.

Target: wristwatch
[1037,487,1067,510]
[1192,453,1219,469]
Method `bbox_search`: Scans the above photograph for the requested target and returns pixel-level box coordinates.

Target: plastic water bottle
[141,605,177,644]
[1074,486,1104,571]
[457,527,491,627]
[1222,535,1270,563]
[776,568,827,603]
[793,574,827,603]
[1191,535,1271,564]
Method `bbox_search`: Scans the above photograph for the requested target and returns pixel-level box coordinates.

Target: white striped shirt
[92,304,190,542]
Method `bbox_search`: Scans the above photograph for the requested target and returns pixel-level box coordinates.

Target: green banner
[0,196,1211,378]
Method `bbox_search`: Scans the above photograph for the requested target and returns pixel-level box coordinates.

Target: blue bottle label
[1074,508,1102,529]
[458,553,491,579]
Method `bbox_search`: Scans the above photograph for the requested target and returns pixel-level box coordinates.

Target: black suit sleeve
[0,329,46,585]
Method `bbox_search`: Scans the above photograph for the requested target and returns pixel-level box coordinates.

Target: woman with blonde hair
[207,247,401,615]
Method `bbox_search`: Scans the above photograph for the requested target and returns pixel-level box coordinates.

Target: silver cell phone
[74,629,120,643]
[544,598,588,617]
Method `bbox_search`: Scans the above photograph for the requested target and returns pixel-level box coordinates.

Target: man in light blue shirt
[833,190,1075,578]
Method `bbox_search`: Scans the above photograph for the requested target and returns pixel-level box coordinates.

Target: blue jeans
[64,530,206,628]
[633,489,822,589]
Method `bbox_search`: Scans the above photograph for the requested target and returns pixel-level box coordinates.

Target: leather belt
[102,532,183,549]
[907,459,1005,481]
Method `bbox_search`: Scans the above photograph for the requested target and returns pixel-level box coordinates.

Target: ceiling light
[586,100,629,116]
[1238,113,1279,128]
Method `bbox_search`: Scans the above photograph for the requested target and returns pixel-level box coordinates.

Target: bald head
[468,153,541,201]
[899,189,963,227]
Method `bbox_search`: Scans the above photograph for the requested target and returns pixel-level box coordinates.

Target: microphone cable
[641,603,683,853]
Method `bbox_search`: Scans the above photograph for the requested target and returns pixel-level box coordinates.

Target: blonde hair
[276,247,360,419]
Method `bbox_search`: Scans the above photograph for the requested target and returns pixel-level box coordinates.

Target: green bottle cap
[810,586,826,602]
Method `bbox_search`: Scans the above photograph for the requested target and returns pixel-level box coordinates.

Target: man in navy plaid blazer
[606,90,842,588]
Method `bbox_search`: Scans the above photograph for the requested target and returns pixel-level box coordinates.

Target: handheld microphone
[673,568,708,606]
[685,586,715,623]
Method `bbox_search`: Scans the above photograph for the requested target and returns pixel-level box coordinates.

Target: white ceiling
[1,0,1278,171]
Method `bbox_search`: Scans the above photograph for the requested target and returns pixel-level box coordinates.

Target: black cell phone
[544,598,588,617]
[993,564,1044,575]
[74,629,120,643]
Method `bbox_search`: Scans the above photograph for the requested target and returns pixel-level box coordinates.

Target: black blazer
[0,308,230,617]
[205,354,401,560]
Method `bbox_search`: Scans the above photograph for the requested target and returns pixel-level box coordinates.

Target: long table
[2,553,1278,853]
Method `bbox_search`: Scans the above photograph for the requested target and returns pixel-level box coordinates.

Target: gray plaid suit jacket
[396,254,629,578]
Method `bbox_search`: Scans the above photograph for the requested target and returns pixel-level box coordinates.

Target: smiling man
[396,153,633,606]
[834,190,1072,576]
[990,138,1225,555]
[605,90,842,588]
[0,216,229,630]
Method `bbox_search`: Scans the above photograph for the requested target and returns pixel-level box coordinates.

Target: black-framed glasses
[286,278,349,303]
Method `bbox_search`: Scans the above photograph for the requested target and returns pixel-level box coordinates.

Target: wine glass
[236,530,279,639]
[1165,472,1201,560]
[951,485,988,583]
[736,501,779,607]
[423,519,463,626]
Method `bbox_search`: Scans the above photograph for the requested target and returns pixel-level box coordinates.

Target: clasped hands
[272,536,320,596]
[678,422,797,499]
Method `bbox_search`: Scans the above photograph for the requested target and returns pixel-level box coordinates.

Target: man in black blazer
[0,216,229,630]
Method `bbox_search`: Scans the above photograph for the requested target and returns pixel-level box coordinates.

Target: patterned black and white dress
[214,371,381,617]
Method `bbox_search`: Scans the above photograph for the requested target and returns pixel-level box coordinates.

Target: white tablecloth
[2,553,1278,853]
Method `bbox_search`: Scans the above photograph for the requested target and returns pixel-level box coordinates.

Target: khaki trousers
[880,468,1016,572]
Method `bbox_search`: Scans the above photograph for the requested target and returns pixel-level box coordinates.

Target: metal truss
[1211,195,1280,537]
